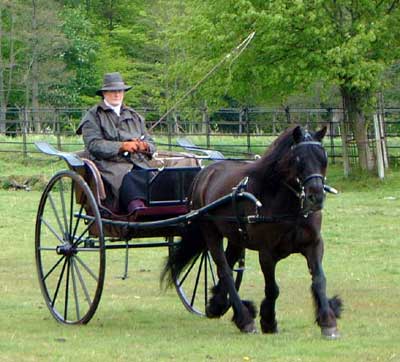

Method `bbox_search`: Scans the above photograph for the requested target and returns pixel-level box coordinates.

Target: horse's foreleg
[207,240,256,333]
[305,242,343,339]
[259,252,279,333]
[207,243,244,318]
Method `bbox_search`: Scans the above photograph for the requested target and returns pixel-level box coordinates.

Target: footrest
[130,204,189,221]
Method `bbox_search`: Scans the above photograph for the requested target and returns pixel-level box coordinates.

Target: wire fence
[1,107,399,165]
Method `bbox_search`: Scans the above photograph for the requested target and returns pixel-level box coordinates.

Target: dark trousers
[119,166,152,212]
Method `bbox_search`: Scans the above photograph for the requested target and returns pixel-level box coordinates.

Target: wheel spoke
[64,259,71,321]
[205,252,217,285]
[40,217,65,244]
[72,220,95,248]
[190,252,205,307]
[69,180,75,237]
[74,255,99,282]
[42,255,65,282]
[71,203,85,243]
[178,252,201,287]
[204,253,208,307]
[73,257,92,306]
[58,179,69,237]
[48,193,66,240]
[70,258,81,321]
[75,247,100,252]
[51,258,68,307]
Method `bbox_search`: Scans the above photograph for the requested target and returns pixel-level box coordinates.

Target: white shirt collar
[104,99,122,116]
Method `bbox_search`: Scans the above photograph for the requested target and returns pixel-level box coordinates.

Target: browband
[291,141,322,150]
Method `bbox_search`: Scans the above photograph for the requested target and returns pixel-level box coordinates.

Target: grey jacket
[76,101,156,204]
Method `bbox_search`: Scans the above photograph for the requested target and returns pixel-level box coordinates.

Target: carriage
[35,126,342,337]
[34,141,257,325]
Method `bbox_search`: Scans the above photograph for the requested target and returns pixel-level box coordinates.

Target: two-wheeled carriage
[35,142,258,325]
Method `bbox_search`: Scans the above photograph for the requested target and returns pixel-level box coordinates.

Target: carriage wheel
[35,170,105,324]
[169,236,245,316]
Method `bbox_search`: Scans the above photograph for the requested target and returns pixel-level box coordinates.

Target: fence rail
[1,107,400,165]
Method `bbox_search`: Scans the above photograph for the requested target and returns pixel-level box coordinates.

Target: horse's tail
[160,221,206,288]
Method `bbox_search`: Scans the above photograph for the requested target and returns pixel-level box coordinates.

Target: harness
[228,140,329,241]
[284,141,326,211]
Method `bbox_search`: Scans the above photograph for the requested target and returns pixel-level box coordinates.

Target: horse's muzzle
[304,191,325,212]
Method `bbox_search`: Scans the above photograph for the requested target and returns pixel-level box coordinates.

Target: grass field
[0,155,399,361]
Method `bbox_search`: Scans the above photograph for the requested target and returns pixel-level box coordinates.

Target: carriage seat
[74,149,200,221]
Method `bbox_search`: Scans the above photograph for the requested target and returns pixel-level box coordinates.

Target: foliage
[1,0,400,171]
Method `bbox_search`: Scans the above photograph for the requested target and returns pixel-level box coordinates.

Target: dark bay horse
[162,125,342,337]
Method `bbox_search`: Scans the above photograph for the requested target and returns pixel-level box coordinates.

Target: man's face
[103,90,125,106]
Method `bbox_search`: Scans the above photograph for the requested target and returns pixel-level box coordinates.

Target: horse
[161,125,342,337]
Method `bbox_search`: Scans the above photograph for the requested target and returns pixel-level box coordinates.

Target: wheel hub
[56,243,76,256]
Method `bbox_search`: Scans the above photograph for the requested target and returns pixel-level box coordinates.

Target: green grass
[0,155,400,361]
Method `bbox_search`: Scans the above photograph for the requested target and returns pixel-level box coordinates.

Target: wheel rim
[170,237,244,316]
[35,170,105,324]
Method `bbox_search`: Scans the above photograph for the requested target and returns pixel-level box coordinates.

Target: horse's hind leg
[304,242,343,339]
[206,235,256,333]
[207,242,244,318]
[258,251,279,333]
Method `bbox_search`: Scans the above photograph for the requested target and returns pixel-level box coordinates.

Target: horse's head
[280,125,328,215]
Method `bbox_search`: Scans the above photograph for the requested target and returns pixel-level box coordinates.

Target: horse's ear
[314,126,327,141]
[292,125,304,144]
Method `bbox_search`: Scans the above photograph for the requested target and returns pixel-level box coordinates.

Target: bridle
[284,141,326,213]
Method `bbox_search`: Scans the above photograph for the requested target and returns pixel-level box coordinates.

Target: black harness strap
[231,177,251,241]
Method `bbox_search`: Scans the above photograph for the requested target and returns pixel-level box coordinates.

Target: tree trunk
[341,88,375,171]
[31,0,40,132]
[0,7,6,133]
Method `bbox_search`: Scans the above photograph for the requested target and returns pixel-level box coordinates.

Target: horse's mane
[247,125,298,186]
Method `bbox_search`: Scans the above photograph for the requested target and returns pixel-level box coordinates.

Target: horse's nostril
[308,193,323,205]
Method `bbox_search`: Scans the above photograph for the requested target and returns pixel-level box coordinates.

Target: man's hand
[136,139,149,153]
[120,140,140,153]
[120,139,150,153]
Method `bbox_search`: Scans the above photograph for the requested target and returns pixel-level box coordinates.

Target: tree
[166,0,400,171]
[243,0,400,171]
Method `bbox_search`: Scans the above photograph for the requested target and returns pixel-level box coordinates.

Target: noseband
[285,141,326,214]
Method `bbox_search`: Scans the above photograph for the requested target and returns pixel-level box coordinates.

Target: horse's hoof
[321,327,340,339]
[241,321,257,334]
[261,326,279,334]
[260,320,279,334]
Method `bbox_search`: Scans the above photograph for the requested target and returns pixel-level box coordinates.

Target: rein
[284,173,325,211]
[284,141,326,212]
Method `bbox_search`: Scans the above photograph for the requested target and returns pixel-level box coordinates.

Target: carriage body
[34,142,246,325]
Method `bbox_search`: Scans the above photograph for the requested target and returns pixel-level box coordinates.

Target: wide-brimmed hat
[96,72,132,96]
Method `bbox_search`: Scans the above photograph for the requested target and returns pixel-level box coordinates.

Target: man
[76,72,156,213]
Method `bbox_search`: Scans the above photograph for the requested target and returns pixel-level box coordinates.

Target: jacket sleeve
[80,110,121,160]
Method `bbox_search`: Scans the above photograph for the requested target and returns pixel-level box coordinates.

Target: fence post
[56,109,62,151]
[272,112,277,135]
[23,108,28,159]
[202,106,210,149]
[373,113,385,179]
[167,115,172,151]
[285,106,291,124]
[340,108,350,177]
[238,109,243,134]
[377,92,388,168]
[328,108,335,164]
[244,107,250,153]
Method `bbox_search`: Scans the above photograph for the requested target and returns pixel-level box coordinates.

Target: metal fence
[1,107,400,165]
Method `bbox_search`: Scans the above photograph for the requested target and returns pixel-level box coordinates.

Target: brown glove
[136,139,150,153]
[120,140,140,153]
